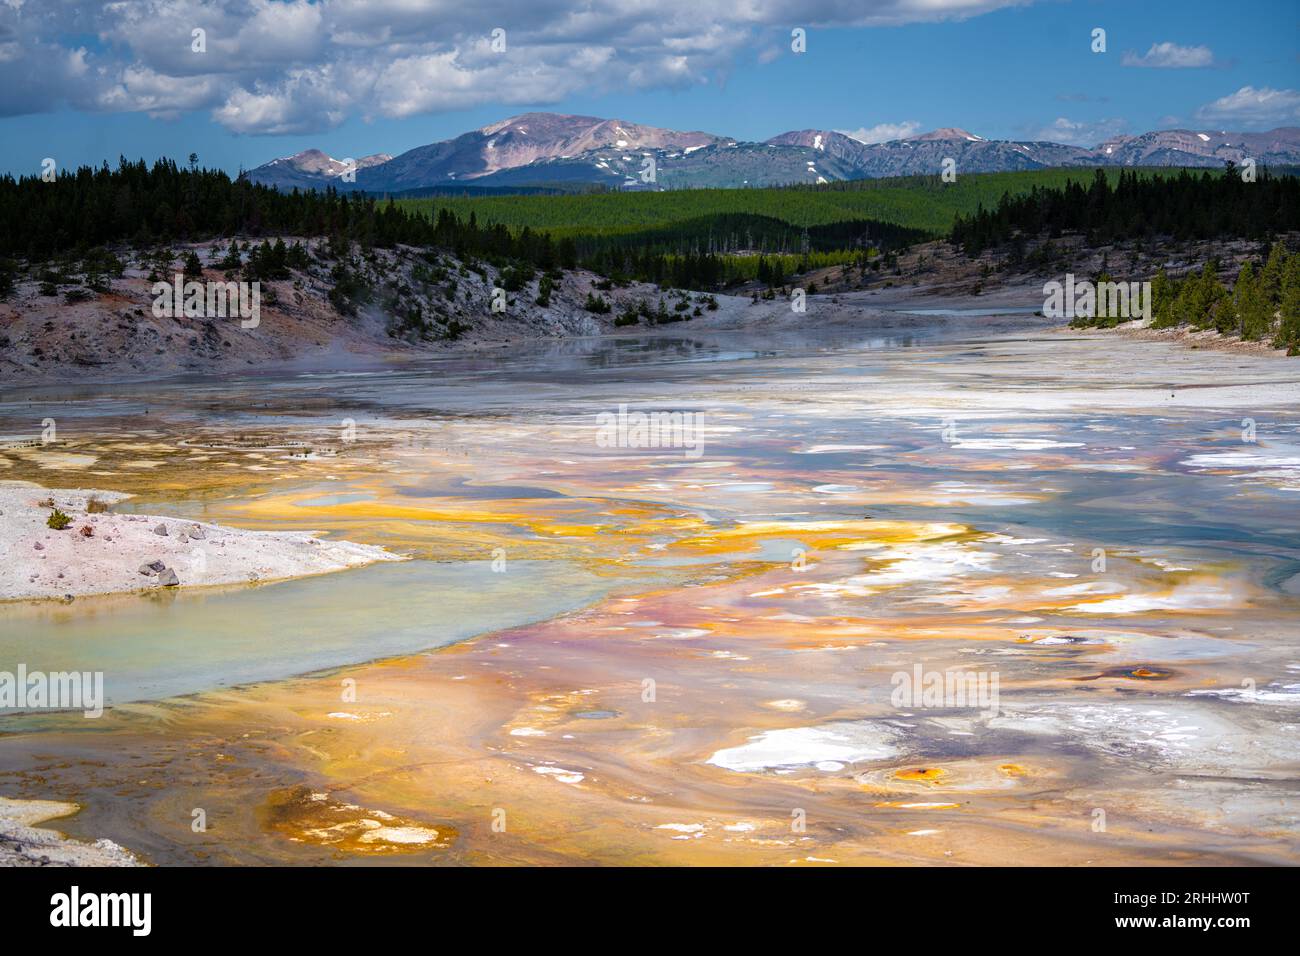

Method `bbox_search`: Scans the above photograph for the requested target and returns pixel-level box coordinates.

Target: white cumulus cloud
[1122,42,1214,68]
[1029,117,1129,147]
[1193,86,1300,127]
[0,0,1040,134]
[838,121,922,144]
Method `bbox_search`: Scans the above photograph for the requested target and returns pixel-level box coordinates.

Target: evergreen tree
[1234,262,1270,341]
[1259,241,1287,306]
[535,273,553,307]
[1275,250,1300,354]
[1170,272,1196,328]
[1150,266,1176,327]
[1185,262,1226,331]
[219,239,242,271]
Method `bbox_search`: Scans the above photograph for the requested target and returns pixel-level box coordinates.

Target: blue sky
[0,0,1296,177]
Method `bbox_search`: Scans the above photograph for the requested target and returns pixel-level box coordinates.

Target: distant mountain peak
[270,148,334,170]
[270,149,390,171]
[479,112,603,136]
[765,129,862,149]
[476,112,715,150]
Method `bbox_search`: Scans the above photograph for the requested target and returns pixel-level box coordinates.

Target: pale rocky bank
[0,481,402,602]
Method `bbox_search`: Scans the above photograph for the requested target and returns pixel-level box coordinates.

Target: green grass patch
[395,168,1193,239]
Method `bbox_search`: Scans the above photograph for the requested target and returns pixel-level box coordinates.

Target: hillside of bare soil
[0,239,700,385]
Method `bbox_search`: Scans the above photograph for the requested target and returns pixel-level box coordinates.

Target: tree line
[0,157,919,293]
[951,167,1300,254]
[0,158,577,269]
[1069,241,1300,353]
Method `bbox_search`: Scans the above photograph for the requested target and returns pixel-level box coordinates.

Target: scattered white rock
[0,797,139,867]
[707,721,902,773]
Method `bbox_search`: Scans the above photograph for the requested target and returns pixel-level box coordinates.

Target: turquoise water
[0,560,623,709]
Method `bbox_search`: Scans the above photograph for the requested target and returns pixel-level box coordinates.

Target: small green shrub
[47,507,72,530]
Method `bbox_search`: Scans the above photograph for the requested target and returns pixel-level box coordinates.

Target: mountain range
[245,112,1300,194]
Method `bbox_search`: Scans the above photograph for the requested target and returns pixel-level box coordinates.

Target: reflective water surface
[2,315,1298,865]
